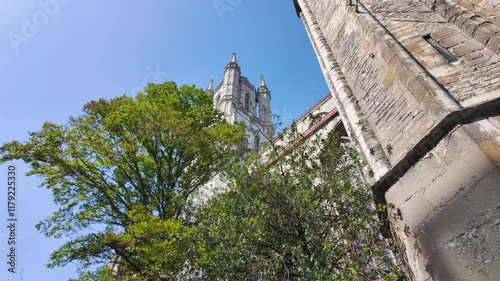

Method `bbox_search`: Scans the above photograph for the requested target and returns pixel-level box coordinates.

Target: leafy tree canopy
[1,82,406,280]
[0,82,244,280]
[195,126,407,280]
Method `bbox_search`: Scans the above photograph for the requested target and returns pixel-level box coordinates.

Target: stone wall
[418,0,500,54]
[448,0,500,27]
[293,0,500,279]
[386,120,500,280]
[364,0,500,106]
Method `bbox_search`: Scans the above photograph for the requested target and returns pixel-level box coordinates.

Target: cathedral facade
[292,0,500,280]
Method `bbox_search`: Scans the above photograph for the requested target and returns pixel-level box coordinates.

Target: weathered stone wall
[386,119,500,280]
[449,0,500,27]
[418,0,500,54]
[365,0,500,106]
[299,0,461,172]
[293,0,500,279]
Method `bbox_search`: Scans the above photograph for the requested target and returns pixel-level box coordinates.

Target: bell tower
[209,53,275,149]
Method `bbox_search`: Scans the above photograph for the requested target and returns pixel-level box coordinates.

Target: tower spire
[259,75,267,88]
[230,52,237,64]
[257,73,273,136]
[225,52,240,72]
[206,78,214,92]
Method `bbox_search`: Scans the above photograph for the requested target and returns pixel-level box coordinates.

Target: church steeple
[257,74,273,137]
[205,78,214,93]
[210,54,273,137]
[259,75,267,89]
[223,52,240,88]
[230,52,237,64]
[225,52,240,71]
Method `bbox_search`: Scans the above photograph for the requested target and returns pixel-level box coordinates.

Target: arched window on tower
[216,95,221,109]
[245,93,250,111]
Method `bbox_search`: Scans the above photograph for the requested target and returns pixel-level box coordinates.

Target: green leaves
[0,82,243,280]
[195,130,406,280]
[0,81,406,280]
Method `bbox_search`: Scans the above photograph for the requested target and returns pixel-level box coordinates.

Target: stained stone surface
[293,0,500,279]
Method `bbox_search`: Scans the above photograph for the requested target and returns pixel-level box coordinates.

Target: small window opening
[245,94,250,111]
[423,34,458,62]
[255,97,260,117]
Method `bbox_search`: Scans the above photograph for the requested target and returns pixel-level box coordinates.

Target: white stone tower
[257,75,273,137]
[206,53,274,150]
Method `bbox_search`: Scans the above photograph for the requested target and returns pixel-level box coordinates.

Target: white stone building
[197,53,276,196]
[201,54,348,196]
[205,53,274,150]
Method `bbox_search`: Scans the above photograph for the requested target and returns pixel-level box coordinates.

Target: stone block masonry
[293,0,500,280]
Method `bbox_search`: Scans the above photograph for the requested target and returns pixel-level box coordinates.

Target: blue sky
[0,1,328,280]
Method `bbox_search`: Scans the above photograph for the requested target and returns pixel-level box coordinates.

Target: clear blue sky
[0,1,328,280]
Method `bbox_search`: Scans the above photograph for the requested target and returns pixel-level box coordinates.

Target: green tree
[0,82,244,280]
[196,124,406,280]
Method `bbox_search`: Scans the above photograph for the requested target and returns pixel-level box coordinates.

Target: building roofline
[293,0,302,17]
[294,92,332,124]
[214,80,224,93]
[267,92,332,144]
[240,76,256,90]
[264,107,339,162]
